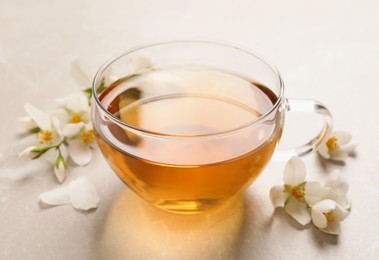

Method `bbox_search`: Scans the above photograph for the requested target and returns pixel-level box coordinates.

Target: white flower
[19,103,70,182]
[270,157,322,225]
[270,157,352,234]
[318,131,356,161]
[311,199,350,235]
[53,93,95,166]
[54,92,91,125]
[18,103,63,162]
[20,103,62,144]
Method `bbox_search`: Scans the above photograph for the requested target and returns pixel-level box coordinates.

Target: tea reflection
[97,188,245,260]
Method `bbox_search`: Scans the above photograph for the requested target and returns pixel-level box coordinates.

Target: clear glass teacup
[92,41,332,213]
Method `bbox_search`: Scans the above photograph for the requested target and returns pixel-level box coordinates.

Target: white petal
[133,55,152,72]
[51,117,63,139]
[70,59,93,88]
[54,162,66,183]
[333,131,352,145]
[342,143,357,154]
[68,139,92,166]
[311,199,336,229]
[312,200,349,235]
[18,116,37,130]
[43,148,59,165]
[322,188,350,210]
[62,123,84,138]
[285,199,311,225]
[333,203,350,221]
[305,181,327,206]
[24,103,51,130]
[325,170,348,194]
[284,157,306,185]
[270,185,287,208]
[320,221,341,235]
[66,93,90,112]
[39,186,70,206]
[329,150,349,161]
[60,145,68,160]
[317,144,330,159]
[313,199,336,211]
[311,208,328,229]
[51,108,70,124]
[69,177,99,210]
[18,146,37,159]
[84,122,93,131]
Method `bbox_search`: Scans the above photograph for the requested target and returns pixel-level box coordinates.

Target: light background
[0,0,378,259]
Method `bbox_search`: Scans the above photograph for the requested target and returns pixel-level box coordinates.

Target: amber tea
[92,41,333,213]
[94,67,282,212]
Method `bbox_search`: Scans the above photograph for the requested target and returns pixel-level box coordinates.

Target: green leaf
[55,148,67,169]
[29,127,41,134]
[83,88,92,95]
[29,146,54,159]
[298,181,307,188]
[284,184,292,193]
[96,78,107,94]
[31,146,51,153]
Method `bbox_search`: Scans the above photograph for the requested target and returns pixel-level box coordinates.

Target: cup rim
[92,40,285,138]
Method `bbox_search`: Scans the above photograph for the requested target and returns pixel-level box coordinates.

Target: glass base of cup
[153,197,237,214]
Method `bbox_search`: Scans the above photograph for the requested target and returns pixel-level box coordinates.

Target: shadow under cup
[92,41,285,213]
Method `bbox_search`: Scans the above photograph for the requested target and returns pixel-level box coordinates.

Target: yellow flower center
[37,130,53,144]
[70,113,83,123]
[81,130,94,145]
[326,136,339,152]
[323,210,335,224]
[291,186,305,202]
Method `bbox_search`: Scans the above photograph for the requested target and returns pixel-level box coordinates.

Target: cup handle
[274,98,333,161]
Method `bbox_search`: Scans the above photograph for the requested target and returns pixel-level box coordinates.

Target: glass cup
[92,41,332,213]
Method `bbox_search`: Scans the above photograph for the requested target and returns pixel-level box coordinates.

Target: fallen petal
[39,186,70,206]
[69,177,99,210]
